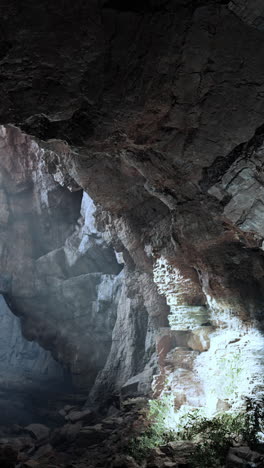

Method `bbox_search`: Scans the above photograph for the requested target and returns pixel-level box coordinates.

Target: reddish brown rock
[187,327,214,352]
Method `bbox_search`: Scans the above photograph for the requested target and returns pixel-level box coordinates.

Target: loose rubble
[0,397,262,468]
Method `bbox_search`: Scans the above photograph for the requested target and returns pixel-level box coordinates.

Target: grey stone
[227,447,264,467]
[24,424,50,442]
[65,409,95,424]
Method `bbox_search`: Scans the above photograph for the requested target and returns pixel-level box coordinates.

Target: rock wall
[0,295,63,386]
[0,124,161,400]
[0,295,68,425]
[0,0,264,413]
[228,1,264,29]
[0,125,124,391]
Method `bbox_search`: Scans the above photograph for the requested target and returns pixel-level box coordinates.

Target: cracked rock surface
[0,2,264,466]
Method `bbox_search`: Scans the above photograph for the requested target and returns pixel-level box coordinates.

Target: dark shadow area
[103,0,169,13]
[0,296,73,426]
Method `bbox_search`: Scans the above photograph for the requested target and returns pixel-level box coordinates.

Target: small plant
[187,412,253,467]
[126,395,264,467]
[126,395,176,463]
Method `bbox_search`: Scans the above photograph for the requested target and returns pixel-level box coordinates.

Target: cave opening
[1,0,264,467]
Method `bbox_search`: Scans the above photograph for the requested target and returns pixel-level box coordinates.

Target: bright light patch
[153,257,209,330]
[195,327,264,416]
[153,256,264,434]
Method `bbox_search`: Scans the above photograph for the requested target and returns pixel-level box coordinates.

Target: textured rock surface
[0,295,67,425]
[228,1,264,29]
[12,0,264,330]
[1,399,263,468]
[0,296,63,385]
[0,124,125,391]
[0,0,264,426]
[0,124,161,401]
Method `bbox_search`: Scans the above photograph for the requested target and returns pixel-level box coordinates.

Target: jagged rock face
[0,295,67,424]
[0,125,125,390]
[2,0,262,316]
[1,0,264,411]
[228,1,264,29]
[0,295,64,386]
[0,124,161,399]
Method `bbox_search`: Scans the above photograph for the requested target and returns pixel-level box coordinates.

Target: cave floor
[0,397,263,468]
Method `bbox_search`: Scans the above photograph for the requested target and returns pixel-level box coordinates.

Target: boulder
[24,424,50,442]
[160,441,195,465]
[101,416,123,429]
[162,462,178,468]
[111,454,140,468]
[147,449,173,468]
[187,327,214,352]
[226,446,264,467]
[32,443,53,460]
[75,424,109,447]
[51,422,82,445]
[64,405,78,413]
[65,408,95,424]
[21,461,40,467]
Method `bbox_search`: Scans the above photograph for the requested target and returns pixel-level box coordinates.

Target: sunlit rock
[153,258,208,331]
[187,326,214,352]
[164,348,200,371]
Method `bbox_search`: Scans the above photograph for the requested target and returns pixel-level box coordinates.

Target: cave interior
[0,1,264,467]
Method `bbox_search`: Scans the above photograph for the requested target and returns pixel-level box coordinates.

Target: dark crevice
[0,40,12,60]
[19,105,98,146]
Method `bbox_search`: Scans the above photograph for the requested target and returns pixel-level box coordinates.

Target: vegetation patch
[126,396,264,467]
